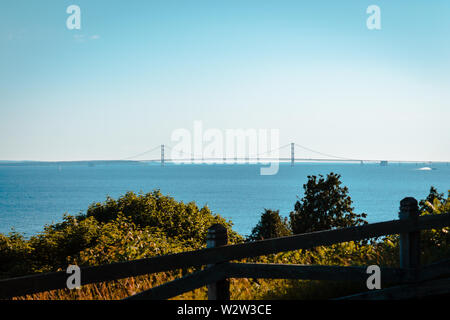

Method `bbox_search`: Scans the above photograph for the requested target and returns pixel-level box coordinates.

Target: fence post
[399,197,420,281]
[206,224,230,300]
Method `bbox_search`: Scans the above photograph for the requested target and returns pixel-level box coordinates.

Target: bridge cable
[294,143,358,161]
[120,145,161,161]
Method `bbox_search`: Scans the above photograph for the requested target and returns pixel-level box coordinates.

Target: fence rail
[1,197,449,300]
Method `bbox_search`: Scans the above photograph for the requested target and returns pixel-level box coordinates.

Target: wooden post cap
[206,224,228,247]
[207,224,227,237]
[399,197,419,220]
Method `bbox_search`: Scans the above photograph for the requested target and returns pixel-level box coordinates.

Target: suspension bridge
[120,143,448,167]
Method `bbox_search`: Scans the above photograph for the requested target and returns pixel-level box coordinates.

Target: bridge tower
[161,144,165,166]
[291,143,295,167]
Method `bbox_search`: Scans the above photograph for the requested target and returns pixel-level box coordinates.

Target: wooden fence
[1,197,449,300]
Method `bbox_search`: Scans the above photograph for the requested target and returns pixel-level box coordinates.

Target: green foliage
[83,190,241,245]
[289,173,367,234]
[419,186,445,214]
[418,188,450,264]
[0,232,33,278]
[0,190,242,279]
[27,215,102,273]
[74,214,197,266]
[361,186,450,269]
[1,181,449,300]
[248,209,291,241]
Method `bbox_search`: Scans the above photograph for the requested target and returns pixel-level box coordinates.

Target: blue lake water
[0,162,449,238]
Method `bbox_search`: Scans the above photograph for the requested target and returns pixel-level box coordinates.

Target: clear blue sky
[1,0,449,161]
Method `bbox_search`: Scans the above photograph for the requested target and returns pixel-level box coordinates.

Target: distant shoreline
[0,160,141,167]
[0,160,448,167]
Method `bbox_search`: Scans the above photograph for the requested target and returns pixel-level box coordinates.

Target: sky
[0,0,449,161]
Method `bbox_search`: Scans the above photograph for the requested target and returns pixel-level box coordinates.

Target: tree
[419,186,445,214]
[249,209,291,241]
[289,173,367,234]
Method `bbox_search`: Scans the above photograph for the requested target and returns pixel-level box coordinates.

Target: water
[0,162,448,238]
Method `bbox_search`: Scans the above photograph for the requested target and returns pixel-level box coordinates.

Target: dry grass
[10,270,306,300]
[10,275,363,300]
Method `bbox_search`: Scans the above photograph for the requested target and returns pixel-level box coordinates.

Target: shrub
[0,190,243,279]
[83,190,241,245]
[419,188,450,264]
[248,209,291,241]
